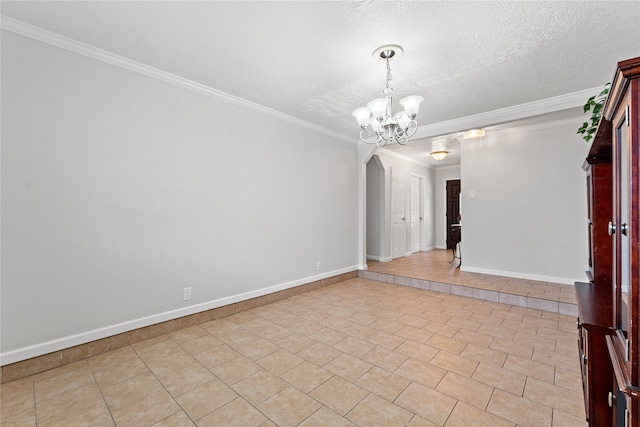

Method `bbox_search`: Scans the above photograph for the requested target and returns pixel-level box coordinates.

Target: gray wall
[1,30,359,362]
[460,118,589,283]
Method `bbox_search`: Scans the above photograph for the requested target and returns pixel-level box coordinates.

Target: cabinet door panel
[613,103,631,336]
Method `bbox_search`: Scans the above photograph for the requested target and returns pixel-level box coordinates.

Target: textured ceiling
[2,1,639,166]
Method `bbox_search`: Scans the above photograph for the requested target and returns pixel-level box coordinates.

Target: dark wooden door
[446,179,461,250]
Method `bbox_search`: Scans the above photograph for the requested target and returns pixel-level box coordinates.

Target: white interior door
[391,169,406,259]
[410,175,423,253]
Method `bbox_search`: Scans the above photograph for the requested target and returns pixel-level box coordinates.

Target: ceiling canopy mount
[372,44,404,62]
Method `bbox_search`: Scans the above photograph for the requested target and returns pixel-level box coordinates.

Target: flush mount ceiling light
[462,128,485,139]
[430,150,449,161]
[352,44,424,147]
[429,138,448,161]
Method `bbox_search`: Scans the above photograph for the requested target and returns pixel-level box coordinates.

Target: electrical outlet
[316,261,322,271]
[183,287,192,301]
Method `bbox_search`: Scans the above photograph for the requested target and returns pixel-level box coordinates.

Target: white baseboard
[435,245,447,250]
[0,266,359,366]
[367,255,394,262]
[460,265,580,285]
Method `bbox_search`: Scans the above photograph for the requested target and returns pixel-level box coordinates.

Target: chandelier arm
[404,120,418,138]
[359,128,384,145]
[394,125,406,138]
[394,131,410,146]
[376,125,398,147]
[382,124,390,140]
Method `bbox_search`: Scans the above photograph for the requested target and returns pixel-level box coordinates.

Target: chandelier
[352,44,423,147]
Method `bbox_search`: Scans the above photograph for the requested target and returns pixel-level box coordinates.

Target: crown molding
[1,16,356,145]
[376,147,433,169]
[413,88,597,140]
[488,115,584,136]
[435,164,461,172]
[376,116,583,169]
[2,15,595,148]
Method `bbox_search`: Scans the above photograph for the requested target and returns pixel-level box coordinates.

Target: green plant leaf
[598,84,611,97]
[577,82,611,142]
[593,104,602,115]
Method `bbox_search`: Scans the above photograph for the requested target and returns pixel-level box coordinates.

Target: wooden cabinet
[578,68,615,427]
[605,56,640,427]
[576,281,614,426]
[578,56,640,426]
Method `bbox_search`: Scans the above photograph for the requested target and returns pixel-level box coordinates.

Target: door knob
[608,391,616,407]
[621,223,628,236]
[608,221,616,235]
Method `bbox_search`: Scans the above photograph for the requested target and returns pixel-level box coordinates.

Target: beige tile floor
[1,271,586,426]
[366,250,578,307]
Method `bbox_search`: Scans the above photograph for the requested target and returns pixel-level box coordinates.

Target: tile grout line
[86,359,119,427]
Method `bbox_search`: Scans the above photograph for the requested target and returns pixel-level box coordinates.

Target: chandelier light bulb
[369,117,382,133]
[399,96,424,118]
[367,98,388,120]
[352,107,372,128]
[396,112,410,129]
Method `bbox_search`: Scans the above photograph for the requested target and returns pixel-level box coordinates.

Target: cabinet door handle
[608,221,616,235]
[608,391,615,407]
[621,223,628,236]
[625,409,630,427]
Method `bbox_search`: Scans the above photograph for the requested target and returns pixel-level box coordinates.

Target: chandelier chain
[385,58,393,94]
